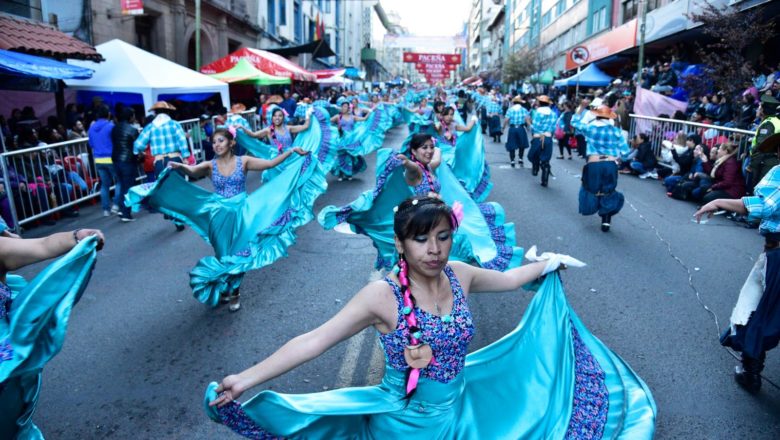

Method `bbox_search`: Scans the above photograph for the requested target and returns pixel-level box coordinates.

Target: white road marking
[335,329,367,387]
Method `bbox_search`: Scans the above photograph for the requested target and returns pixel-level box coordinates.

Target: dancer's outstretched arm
[289,108,314,134]
[455,115,478,132]
[0,229,104,272]
[397,153,422,185]
[450,260,547,295]
[243,127,270,139]
[209,281,392,407]
[243,148,308,172]
[168,160,211,179]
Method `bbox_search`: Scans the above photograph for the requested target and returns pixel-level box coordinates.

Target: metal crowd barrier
[0,115,222,233]
[0,138,103,229]
[628,114,755,161]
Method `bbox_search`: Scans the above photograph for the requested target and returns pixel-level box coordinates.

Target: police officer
[747,95,780,192]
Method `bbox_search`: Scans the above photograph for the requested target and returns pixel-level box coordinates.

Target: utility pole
[636,0,647,90]
[195,0,202,71]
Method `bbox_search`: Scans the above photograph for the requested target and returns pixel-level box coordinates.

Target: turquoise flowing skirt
[125,155,327,307]
[237,107,338,175]
[318,148,522,271]
[331,104,393,179]
[0,238,99,440]
[203,273,656,439]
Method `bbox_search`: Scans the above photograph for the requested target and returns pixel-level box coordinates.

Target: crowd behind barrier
[628,114,755,166]
[0,109,257,232]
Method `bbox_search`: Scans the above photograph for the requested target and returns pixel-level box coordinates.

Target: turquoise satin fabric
[126,155,327,307]
[1,238,99,440]
[318,148,522,271]
[238,107,338,173]
[203,273,656,439]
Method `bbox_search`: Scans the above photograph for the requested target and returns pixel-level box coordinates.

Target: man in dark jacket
[651,62,678,94]
[111,107,139,222]
[629,133,658,178]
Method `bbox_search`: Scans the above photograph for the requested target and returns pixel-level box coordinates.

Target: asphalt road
[17,124,779,439]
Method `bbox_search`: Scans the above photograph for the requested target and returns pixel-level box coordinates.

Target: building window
[542,10,551,28]
[592,6,608,33]
[325,0,331,14]
[279,0,286,26]
[267,0,276,32]
[308,18,315,41]
[294,1,302,42]
[556,0,566,16]
[228,39,241,54]
[135,15,157,55]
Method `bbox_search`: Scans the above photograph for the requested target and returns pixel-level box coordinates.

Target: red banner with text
[404,52,461,65]
[121,0,144,15]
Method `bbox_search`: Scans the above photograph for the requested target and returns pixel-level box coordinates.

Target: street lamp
[636,0,648,89]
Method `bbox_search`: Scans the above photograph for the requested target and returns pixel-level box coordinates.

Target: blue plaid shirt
[743,165,780,236]
[133,115,190,157]
[486,101,502,115]
[571,113,630,157]
[226,113,251,130]
[294,103,310,119]
[505,105,530,125]
[471,92,489,109]
[530,108,557,135]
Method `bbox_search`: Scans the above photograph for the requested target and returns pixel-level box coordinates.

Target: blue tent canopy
[553,64,613,88]
[0,49,93,80]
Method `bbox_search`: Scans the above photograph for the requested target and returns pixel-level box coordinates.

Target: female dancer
[350,97,369,117]
[243,107,310,153]
[206,196,656,438]
[331,101,372,181]
[166,128,308,311]
[1,229,103,438]
[695,134,780,393]
[396,134,442,197]
[434,107,476,147]
[319,133,520,272]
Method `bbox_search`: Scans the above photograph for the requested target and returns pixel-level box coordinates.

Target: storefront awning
[0,48,93,79]
[0,12,102,61]
[208,58,291,85]
[266,39,336,59]
[201,47,316,82]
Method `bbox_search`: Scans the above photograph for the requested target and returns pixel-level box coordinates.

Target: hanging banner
[415,63,456,72]
[416,67,454,75]
[120,0,144,15]
[404,53,462,65]
[386,36,466,50]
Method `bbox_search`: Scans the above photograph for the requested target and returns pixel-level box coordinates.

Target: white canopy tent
[65,39,229,111]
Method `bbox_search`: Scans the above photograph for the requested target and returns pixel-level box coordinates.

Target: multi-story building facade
[505,0,775,78]
[1,0,367,73]
[468,0,505,75]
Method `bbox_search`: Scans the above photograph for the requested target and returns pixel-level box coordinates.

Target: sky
[377,0,473,37]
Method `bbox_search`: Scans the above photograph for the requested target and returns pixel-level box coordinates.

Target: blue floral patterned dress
[212,156,246,199]
[411,164,441,196]
[379,266,474,384]
[269,127,293,153]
